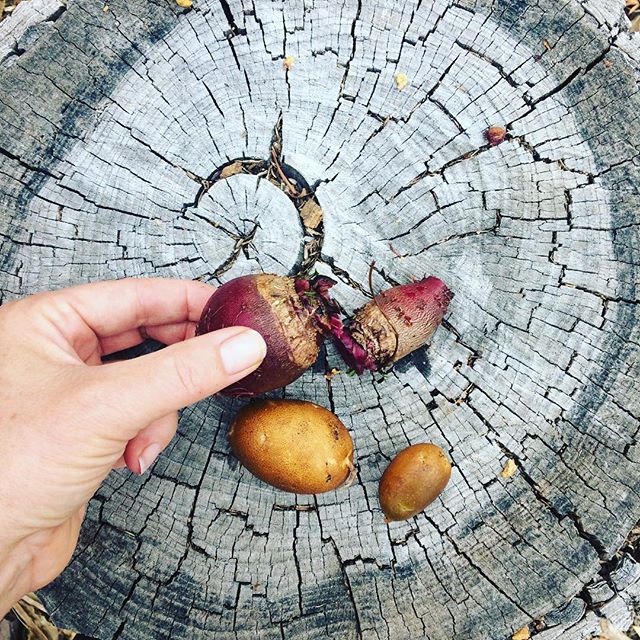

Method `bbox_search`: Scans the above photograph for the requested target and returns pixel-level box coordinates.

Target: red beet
[196,273,336,396]
[329,277,453,374]
[196,273,452,395]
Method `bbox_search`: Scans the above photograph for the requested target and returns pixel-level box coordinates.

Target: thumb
[96,326,266,431]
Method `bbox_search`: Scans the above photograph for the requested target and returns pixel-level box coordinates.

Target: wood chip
[220,161,244,179]
[500,459,518,479]
[597,619,632,640]
[176,0,192,7]
[394,72,409,90]
[19,593,47,613]
[283,55,296,70]
[512,626,530,640]
[300,199,323,229]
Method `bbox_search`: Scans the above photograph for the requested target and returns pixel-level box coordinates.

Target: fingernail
[219,329,267,375]
[138,443,162,475]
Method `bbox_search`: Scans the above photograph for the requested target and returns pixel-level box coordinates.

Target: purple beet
[328,276,454,374]
[196,274,336,396]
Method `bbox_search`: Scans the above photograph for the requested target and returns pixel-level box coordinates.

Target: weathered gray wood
[0,0,65,65]
[1,1,640,639]
[529,553,640,639]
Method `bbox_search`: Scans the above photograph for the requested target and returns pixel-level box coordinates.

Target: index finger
[55,277,215,337]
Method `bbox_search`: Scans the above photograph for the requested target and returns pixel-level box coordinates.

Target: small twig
[270,147,300,196]
[367,261,376,300]
[388,242,404,259]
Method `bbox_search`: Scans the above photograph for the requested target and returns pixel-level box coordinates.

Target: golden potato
[228,399,354,494]
[378,443,451,522]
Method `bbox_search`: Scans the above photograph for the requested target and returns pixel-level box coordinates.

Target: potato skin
[229,400,354,494]
[378,443,451,522]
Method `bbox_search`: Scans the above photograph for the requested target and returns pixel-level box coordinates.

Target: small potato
[379,443,451,522]
[229,399,354,494]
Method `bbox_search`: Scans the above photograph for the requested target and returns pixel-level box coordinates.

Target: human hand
[0,278,266,615]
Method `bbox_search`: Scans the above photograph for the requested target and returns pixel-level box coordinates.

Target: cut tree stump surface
[1,1,640,639]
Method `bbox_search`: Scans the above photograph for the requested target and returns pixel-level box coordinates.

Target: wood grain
[0,0,639,638]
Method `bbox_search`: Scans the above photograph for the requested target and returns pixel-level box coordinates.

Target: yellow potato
[378,443,451,522]
[228,400,354,494]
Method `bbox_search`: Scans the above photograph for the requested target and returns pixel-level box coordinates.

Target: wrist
[0,541,31,618]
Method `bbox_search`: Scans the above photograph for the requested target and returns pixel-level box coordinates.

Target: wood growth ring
[184,113,326,278]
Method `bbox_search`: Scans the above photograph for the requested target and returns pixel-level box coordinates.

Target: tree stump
[1,1,640,638]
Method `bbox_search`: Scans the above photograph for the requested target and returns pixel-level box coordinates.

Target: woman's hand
[0,278,266,615]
